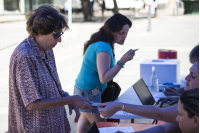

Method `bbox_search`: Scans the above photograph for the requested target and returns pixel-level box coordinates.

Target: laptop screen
[133,78,155,105]
[83,121,99,133]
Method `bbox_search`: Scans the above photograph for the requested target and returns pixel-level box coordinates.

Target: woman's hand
[120,49,136,64]
[63,92,80,122]
[98,102,123,119]
[68,104,80,123]
[162,86,181,96]
[71,95,95,110]
[157,96,179,107]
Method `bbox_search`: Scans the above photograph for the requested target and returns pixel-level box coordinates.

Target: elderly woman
[8,5,93,133]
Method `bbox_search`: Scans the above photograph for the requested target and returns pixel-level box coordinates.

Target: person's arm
[163,86,182,96]
[27,95,93,111]
[134,123,180,133]
[98,102,178,124]
[176,87,185,94]
[97,49,135,85]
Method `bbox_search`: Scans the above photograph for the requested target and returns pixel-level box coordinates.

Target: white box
[140,59,180,86]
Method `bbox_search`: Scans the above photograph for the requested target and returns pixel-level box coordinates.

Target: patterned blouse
[8,36,70,133]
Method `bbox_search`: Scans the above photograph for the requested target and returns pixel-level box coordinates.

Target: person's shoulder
[11,39,34,60]
[95,41,111,48]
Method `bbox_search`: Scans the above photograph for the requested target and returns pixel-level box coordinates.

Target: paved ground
[0,9,198,133]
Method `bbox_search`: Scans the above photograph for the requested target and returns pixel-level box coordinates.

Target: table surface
[97,122,159,132]
[107,85,165,119]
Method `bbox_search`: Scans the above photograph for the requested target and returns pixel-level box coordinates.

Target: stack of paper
[98,126,135,133]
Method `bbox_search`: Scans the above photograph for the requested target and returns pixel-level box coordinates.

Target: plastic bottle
[150,66,159,92]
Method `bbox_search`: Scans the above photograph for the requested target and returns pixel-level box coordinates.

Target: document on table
[98,126,135,133]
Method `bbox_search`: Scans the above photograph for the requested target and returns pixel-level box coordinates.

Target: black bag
[101,80,121,103]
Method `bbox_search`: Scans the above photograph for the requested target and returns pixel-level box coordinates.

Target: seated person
[158,61,199,107]
[163,44,198,97]
[98,62,199,124]
[134,88,199,133]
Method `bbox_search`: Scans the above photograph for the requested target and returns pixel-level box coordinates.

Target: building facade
[0,0,53,15]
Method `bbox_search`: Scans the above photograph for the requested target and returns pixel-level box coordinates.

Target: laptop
[132,78,174,108]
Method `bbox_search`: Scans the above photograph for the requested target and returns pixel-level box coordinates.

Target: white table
[108,86,165,119]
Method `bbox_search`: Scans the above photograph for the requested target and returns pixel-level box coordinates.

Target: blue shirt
[75,41,116,90]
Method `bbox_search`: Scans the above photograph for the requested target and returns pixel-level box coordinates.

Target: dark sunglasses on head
[53,31,64,39]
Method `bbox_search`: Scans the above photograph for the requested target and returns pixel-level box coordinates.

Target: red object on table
[158,49,177,59]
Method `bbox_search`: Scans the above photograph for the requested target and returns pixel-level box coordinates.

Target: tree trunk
[113,0,119,14]
[81,0,92,21]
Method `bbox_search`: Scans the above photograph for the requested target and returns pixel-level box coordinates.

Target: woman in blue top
[74,13,135,133]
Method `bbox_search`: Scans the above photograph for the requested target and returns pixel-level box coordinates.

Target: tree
[81,0,92,21]
[113,0,118,14]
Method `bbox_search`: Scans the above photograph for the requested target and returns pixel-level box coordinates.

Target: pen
[118,121,119,132]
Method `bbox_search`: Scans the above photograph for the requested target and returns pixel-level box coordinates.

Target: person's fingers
[75,114,80,123]
[98,105,106,112]
[69,104,72,115]
[169,98,179,105]
[129,53,135,58]
[130,50,135,54]
[170,86,176,90]
[74,113,79,123]
[74,107,80,123]
[163,90,170,96]
[126,49,135,55]
[74,105,80,114]
[157,98,164,104]
[160,98,171,107]
[165,87,173,92]
[169,100,176,105]
[84,102,93,109]
[84,99,93,104]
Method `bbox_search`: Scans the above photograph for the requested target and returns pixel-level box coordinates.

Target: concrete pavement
[0,12,198,132]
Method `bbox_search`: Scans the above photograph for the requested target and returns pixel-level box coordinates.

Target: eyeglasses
[53,31,64,39]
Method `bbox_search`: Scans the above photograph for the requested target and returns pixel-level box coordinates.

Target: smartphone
[92,87,99,96]
[91,103,101,107]
[133,48,139,51]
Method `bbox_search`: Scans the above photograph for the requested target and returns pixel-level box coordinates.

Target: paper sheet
[98,126,135,133]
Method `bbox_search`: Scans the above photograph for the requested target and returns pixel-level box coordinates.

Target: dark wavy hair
[26,5,68,38]
[180,88,199,118]
[189,44,199,64]
[83,13,132,56]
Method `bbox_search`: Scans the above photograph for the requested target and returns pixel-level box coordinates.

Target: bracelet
[117,61,124,68]
[122,104,128,114]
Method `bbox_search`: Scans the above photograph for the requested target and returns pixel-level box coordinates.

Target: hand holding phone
[91,103,101,107]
